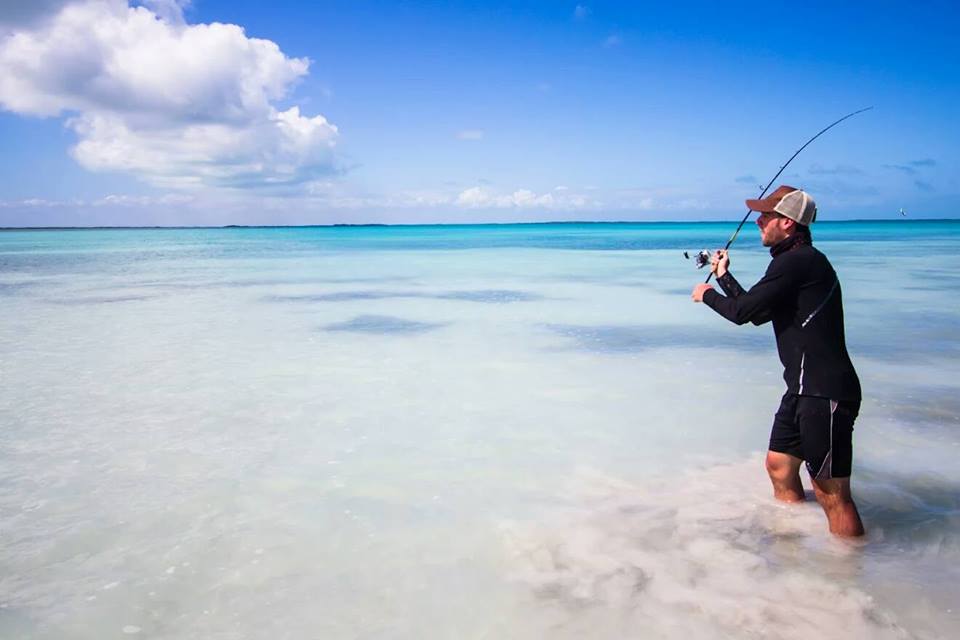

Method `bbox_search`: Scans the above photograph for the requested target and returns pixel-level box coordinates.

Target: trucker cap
[746,185,817,226]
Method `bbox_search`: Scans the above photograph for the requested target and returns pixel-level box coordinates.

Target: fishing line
[690,106,873,283]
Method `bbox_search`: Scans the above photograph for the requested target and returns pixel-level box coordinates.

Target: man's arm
[697,260,795,325]
[715,271,772,325]
[711,251,745,298]
[716,271,747,298]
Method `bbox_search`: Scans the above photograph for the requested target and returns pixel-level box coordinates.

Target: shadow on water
[270,290,396,302]
[660,286,701,296]
[320,314,447,335]
[435,290,542,302]
[0,282,37,296]
[544,323,771,354]
[268,289,542,304]
[127,276,416,291]
[43,294,159,305]
[905,268,960,288]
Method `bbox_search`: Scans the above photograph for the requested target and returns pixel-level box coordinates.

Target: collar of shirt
[769,229,811,257]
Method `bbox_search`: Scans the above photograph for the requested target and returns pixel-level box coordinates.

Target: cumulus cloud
[139,0,190,26]
[0,0,338,189]
[0,1,76,30]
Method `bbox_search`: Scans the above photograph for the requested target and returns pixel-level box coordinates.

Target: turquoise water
[4,219,959,251]
[1,221,958,639]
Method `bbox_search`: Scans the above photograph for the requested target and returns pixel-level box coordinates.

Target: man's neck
[770,229,810,257]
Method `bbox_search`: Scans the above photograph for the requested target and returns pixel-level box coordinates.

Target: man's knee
[765,450,801,481]
[765,450,805,502]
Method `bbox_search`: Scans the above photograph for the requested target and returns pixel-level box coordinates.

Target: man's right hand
[711,250,730,278]
[691,283,714,302]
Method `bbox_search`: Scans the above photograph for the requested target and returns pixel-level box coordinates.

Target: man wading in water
[691,186,864,537]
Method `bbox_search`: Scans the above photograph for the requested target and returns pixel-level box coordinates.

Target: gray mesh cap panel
[774,189,817,225]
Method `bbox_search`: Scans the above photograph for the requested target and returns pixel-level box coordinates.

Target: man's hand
[710,250,730,277]
[691,283,714,303]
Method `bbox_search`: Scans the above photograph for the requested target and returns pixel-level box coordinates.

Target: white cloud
[92,193,195,206]
[456,129,484,140]
[0,1,338,189]
[603,34,622,48]
[0,197,70,208]
[139,0,189,26]
[294,184,596,212]
[455,186,592,210]
[0,1,75,30]
[0,192,194,207]
[573,5,590,20]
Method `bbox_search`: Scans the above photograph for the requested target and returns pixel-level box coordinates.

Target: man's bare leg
[765,450,805,502]
[812,477,865,537]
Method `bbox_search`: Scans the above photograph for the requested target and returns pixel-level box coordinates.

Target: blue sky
[0,0,957,226]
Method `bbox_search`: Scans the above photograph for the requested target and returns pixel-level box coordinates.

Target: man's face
[756,211,792,246]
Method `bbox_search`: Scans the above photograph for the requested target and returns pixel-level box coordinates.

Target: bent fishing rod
[692,106,873,284]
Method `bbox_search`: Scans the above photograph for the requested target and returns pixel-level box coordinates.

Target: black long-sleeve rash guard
[703,233,861,402]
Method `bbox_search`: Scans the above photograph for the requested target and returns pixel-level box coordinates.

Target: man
[691,185,864,537]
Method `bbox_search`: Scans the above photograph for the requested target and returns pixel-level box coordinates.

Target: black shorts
[769,393,860,479]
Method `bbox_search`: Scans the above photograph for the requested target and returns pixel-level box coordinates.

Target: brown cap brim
[746,184,800,213]
[745,195,779,213]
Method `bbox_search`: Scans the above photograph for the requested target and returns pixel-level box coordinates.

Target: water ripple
[321,314,446,334]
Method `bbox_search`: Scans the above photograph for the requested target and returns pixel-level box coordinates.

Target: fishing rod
[686,106,873,283]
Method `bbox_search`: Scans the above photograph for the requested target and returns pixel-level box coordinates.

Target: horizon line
[1,218,956,231]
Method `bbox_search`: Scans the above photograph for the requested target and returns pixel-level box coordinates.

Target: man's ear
[781,217,796,232]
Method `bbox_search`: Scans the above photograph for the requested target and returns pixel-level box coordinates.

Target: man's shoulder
[765,244,832,279]
[774,244,838,285]
[805,244,835,267]
[775,243,828,264]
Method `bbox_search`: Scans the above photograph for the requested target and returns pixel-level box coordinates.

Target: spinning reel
[683,249,713,270]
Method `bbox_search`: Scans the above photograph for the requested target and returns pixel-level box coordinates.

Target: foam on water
[501,456,960,639]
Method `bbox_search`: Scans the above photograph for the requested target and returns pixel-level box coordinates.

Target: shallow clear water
[1,221,958,639]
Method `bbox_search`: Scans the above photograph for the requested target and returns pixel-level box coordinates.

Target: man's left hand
[691,283,714,303]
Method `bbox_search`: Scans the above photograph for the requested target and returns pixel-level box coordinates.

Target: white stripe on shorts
[814,399,839,480]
